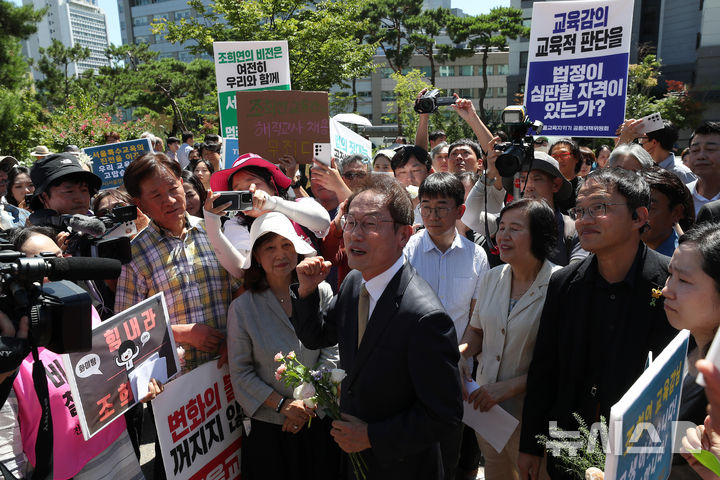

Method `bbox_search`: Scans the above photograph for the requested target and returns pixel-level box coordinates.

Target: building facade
[334,51,509,129]
[117,0,209,61]
[23,0,110,78]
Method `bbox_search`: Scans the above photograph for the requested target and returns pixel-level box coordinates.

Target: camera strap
[30,347,53,480]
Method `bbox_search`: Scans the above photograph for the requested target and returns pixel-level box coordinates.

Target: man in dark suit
[291,175,463,479]
[518,168,677,480]
[696,198,720,224]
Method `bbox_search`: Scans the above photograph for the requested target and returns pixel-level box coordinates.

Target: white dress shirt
[404,229,489,342]
[362,254,405,319]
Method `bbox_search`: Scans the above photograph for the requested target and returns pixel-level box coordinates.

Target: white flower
[330,368,347,384]
[303,397,317,409]
[293,382,316,400]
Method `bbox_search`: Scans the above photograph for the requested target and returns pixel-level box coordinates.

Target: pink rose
[286,351,296,360]
[274,352,284,362]
[275,363,287,381]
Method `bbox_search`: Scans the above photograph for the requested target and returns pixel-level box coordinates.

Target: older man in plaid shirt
[115,152,238,373]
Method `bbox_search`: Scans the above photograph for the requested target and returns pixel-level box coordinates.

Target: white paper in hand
[129,353,167,400]
[462,379,520,453]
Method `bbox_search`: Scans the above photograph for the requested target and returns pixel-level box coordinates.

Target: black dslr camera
[493,106,544,178]
[414,89,457,114]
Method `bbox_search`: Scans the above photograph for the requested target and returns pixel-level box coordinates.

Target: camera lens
[495,145,526,177]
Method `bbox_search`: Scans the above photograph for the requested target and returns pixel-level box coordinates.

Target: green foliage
[448,7,529,123]
[625,54,703,129]
[30,93,157,157]
[36,39,91,109]
[361,0,423,75]
[153,0,376,92]
[0,0,45,90]
[0,87,42,163]
[536,413,608,480]
[405,8,465,86]
[383,70,431,140]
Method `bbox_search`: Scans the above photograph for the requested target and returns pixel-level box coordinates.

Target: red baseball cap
[210,153,292,192]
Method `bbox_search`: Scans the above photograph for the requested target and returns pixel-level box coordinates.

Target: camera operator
[0,228,161,479]
[462,138,588,267]
[26,154,122,319]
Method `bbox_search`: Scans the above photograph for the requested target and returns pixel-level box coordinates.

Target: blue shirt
[655,228,679,258]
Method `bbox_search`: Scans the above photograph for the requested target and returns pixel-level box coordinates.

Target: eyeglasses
[342,172,367,180]
[419,206,452,218]
[568,202,627,220]
[341,214,396,234]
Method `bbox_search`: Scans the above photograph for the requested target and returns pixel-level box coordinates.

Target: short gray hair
[608,144,654,169]
[337,154,370,173]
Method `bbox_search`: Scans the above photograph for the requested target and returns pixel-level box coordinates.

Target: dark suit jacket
[519,244,677,463]
[697,199,720,224]
[290,263,463,479]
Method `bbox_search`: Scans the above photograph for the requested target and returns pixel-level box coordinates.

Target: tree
[448,7,529,123]
[625,54,703,129]
[153,0,375,93]
[406,8,467,86]
[36,39,90,109]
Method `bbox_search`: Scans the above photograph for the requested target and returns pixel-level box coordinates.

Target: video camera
[414,89,457,114]
[0,243,122,372]
[72,205,137,263]
[493,106,544,178]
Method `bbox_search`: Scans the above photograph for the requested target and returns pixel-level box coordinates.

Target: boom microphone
[45,257,122,281]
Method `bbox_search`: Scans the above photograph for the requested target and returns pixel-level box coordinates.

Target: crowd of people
[0,92,719,480]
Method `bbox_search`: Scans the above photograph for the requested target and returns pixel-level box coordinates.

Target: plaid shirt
[115,214,236,372]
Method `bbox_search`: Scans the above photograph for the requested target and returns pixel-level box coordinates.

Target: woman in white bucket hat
[226,212,341,479]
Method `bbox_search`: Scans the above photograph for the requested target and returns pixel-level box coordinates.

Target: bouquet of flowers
[275,351,367,480]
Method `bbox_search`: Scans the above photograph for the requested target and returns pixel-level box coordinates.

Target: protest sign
[154,361,243,480]
[63,293,180,439]
[604,329,690,480]
[214,41,291,139]
[524,0,634,137]
[330,118,372,162]
[235,90,330,163]
[223,138,239,170]
[83,138,152,190]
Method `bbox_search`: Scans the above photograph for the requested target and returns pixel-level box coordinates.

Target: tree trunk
[429,52,436,87]
[352,77,358,112]
[158,84,189,133]
[478,47,489,123]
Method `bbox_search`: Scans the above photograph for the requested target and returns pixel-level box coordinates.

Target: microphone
[28,210,106,237]
[45,257,122,281]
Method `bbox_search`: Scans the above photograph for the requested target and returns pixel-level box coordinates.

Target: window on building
[135,35,151,44]
[175,10,192,20]
[479,65,494,76]
[381,67,394,78]
[439,65,454,77]
[485,88,494,98]
[520,51,529,69]
[357,91,372,97]
[459,88,474,98]
[496,87,507,98]
[419,67,432,78]
[459,65,474,76]
[179,52,196,62]
[381,90,396,101]
[133,16,149,26]
[496,64,509,75]
[153,14,169,22]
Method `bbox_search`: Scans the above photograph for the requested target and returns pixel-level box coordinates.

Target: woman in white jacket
[204,153,330,279]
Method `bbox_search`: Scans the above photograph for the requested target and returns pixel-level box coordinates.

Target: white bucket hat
[242,212,316,269]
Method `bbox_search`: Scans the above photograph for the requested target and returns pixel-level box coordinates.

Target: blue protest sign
[604,330,690,480]
[83,139,153,190]
[524,1,634,138]
[223,138,239,170]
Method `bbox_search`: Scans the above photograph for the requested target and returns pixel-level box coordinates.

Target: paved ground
[137,404,486,479]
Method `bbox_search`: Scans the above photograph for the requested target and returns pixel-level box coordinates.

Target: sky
[13,0,510,47]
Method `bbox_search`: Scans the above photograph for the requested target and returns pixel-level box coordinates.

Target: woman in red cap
[204,153,331,280]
